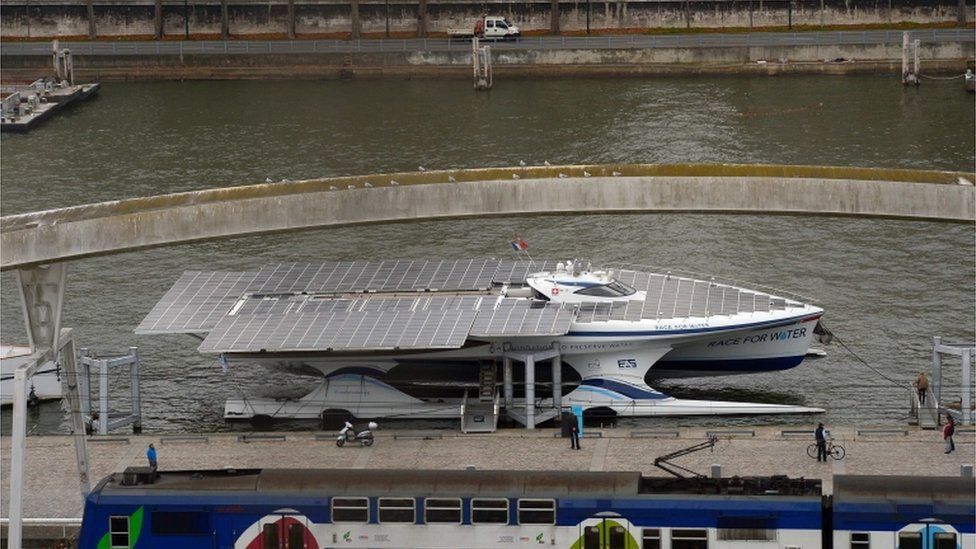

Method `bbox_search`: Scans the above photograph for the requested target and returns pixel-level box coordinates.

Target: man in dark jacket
[815,423,827,462]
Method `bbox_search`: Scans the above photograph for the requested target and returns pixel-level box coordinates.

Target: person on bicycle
[815,423,828,462]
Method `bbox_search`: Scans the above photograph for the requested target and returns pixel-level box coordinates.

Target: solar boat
[137,259,826,425]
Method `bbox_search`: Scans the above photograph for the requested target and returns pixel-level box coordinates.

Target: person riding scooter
[337,421,377,447]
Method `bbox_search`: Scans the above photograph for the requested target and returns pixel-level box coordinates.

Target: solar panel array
[135,271,259,334]
[137,261,809,349]
[199,307,479,353]
[251,259,499,294]
[470,299,575,337]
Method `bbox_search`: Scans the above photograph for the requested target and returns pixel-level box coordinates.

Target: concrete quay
[2,424,973,522]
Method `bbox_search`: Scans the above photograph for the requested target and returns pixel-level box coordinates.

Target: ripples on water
[1,77,973,434]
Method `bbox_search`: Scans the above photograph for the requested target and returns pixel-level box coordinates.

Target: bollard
[711,464,722,479]
[962,464,973,478]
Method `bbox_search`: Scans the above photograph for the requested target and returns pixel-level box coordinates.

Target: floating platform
[1,80,100,133]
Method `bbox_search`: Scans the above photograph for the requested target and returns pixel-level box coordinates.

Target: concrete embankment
[1,41,973,81]
[1,0,971,41]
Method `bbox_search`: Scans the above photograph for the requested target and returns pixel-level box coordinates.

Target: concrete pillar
[933,336,943,404]
[154,0,163,39]
[552,355,562,412]
[287,0,296,39]
[503,357,513,410]
[86,0,96,40]
[962,351,972,425]
[525,356,535,429]
[550,0,560,34]
[350,0,361,39]
[418,0,427,38]
[220,0,229,39]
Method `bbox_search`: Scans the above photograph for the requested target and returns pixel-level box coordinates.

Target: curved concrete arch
[1,164,973,271]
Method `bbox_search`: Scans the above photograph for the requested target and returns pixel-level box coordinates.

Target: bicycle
[806,439,845,460]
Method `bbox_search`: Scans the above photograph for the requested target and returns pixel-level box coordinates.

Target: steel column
[99,358,109,435]
[62,334,91,498]
[129,347,142,432]
[7,369,29,549]
[503,357,513,410]
[525,356,535,429]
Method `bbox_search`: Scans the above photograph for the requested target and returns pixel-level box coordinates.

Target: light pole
[184,0,190,39]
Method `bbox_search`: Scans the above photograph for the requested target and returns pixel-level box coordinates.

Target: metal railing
[2,29,971,56]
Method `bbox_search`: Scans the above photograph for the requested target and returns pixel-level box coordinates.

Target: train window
[263,523,278,549]
[850,532,870,548]
[332,497,369,522]
[898,532,922,549]
[109,516,129,548]
[641,528,660,549]
[716,517,775,541]
[425,498,462,524]
[151,511,209,535]
[472,498,509,524]
[379,498,416,523]
[672,528,708,549]
[517,499,555,524]
[934,532,957,549]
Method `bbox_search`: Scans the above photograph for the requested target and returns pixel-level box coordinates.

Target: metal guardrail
[1,29,971,56]
[780,429,814,437]
[87,437,130,444]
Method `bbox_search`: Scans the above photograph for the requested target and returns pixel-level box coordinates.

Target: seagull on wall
[612,171,622,176]
[544,160,551,166]
[448,175,456,182]
[364,182,373,187]
[519,160,526,166]
[583,171,592,177]
[513,174,520,179]
[390,180,399,186]
[558,173,568,178]
[418,166,426,171]
[348,185,356,190]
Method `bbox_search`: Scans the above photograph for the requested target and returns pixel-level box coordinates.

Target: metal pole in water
[962,350,972,425]
[525,356,535,429]
[933,336,943,405]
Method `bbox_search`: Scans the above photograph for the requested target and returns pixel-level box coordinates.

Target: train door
[896,521,959,549]
[259,514,315,549]
[581,513,631,549]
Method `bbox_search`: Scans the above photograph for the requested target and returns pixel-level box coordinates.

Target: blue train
[78,467,974,549]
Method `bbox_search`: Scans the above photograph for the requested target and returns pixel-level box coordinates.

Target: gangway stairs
[461,363,501,433]
[912,386,940,430]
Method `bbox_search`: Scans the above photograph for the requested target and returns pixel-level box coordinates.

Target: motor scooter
[337,421,377,447]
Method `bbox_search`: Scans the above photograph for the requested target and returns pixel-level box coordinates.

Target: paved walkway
[2,424,973,520]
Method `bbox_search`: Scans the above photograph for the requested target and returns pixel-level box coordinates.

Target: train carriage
[78,468,972,549]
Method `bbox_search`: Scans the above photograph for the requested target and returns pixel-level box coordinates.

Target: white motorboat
[137,259,826,424]
[0,344,62,406]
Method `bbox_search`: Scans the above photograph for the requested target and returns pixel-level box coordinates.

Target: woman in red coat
[944,415,955,454]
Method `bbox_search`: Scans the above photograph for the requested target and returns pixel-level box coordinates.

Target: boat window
[574,281,637,297]
[641,528,660,549]
[151,511,209,535]
[331,497,369,522]
[934,532,957,549]
[517,499,555,524]
[672,528,708,549]
[378,497,416,523]
[850,532,870,548]
[425,498,462,523]
[109,516,129,548]
[472,498,508,524]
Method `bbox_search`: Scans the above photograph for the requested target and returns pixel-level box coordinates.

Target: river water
[1,76,973,434]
